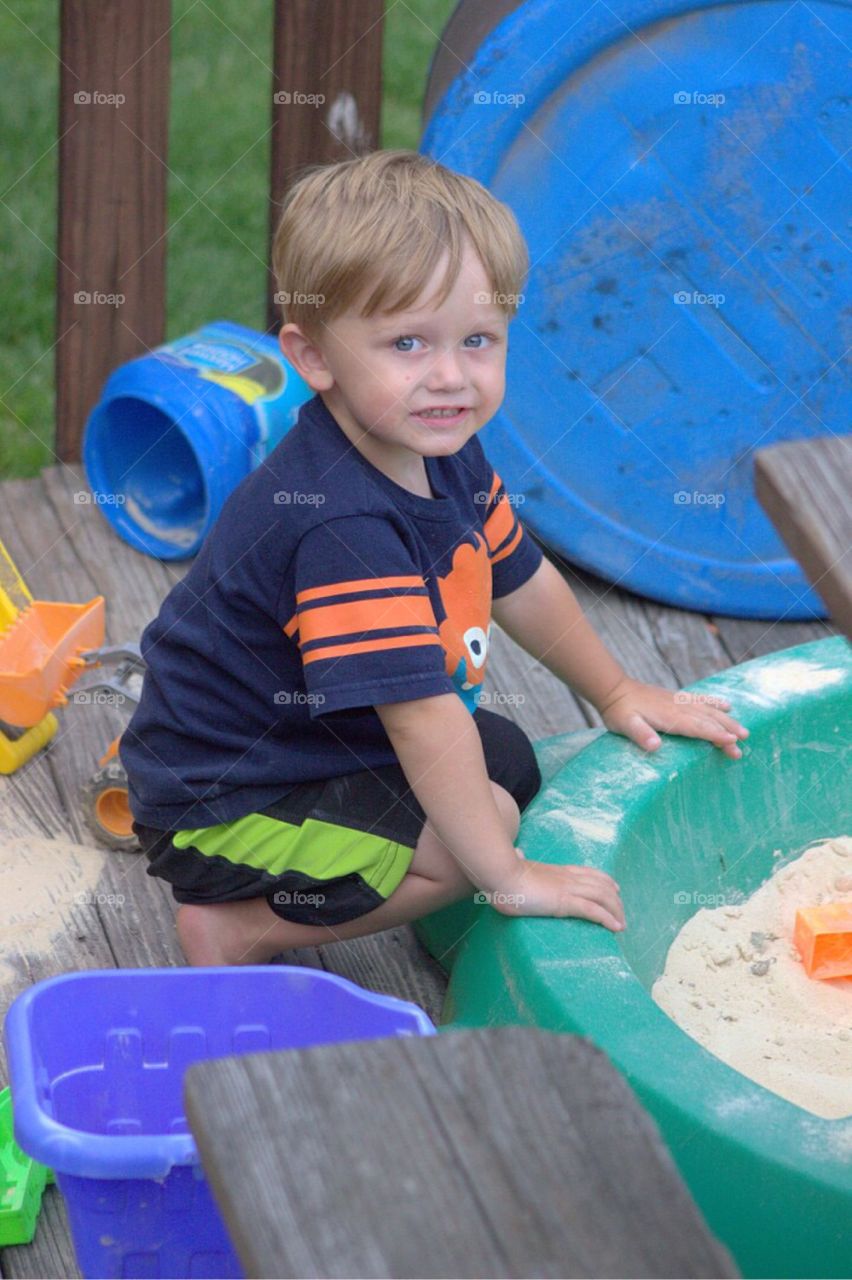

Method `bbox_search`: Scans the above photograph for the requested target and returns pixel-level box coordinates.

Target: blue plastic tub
[4,967,435,1278]
[420,0,848,618]
[82,321,313,559]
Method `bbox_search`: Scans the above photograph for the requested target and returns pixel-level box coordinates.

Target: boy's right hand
[493,856,626,932]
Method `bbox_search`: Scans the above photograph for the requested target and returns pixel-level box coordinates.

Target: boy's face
[278,240,510,491]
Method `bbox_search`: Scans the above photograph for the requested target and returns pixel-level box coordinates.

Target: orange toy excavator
[0,537,144,850]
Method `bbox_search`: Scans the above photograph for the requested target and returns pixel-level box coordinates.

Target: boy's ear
[278,323,334,392]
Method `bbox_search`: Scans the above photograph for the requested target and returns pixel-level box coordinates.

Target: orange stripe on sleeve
[298,595,436,647]
[491,523,523,565]
[484,496,516,553]
[296,575,424,605]
[302,632,442,666]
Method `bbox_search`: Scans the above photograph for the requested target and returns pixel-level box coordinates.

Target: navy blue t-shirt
[121,392,543,830]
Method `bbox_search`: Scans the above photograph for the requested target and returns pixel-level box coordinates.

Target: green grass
[0,0,456,479]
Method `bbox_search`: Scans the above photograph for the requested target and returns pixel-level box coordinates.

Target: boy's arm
[492,557,748,757]
[374,692,625,929]
[492,556,628,709]
[375,693,520,895]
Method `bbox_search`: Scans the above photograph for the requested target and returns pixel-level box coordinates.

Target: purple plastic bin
[4,967,435,1278]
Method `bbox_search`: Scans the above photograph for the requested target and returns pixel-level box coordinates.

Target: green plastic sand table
[416,636,852,1279]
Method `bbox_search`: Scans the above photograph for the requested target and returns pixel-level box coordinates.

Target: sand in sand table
[653,836,852,1119]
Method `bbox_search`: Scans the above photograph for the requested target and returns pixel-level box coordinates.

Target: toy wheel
[82,759,138,852]
[0,716,27,740]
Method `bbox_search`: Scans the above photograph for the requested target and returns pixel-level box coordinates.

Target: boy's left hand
[597,677,749,760]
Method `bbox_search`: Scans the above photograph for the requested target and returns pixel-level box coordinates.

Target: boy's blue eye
[392,334,494,352]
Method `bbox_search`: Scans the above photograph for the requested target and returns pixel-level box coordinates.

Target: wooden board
[185,1026,738,1279]
[755,435,852,640]
[267,0,384,329]
[56,1,170,460]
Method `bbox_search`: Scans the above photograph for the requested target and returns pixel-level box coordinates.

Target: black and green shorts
[134,708,542,928]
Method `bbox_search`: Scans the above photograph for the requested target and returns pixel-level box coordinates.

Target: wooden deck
[0,463,834,1278]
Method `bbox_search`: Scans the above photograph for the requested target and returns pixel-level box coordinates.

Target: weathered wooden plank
[533,556,687,729]
[711,615,834,665]
[313,929,448,1026]
[185,1027,737,1279]
[486,542,684,738]
[56,0,171,459]
[483,621,589,736]
[41,465,183,643]
[755,435,852,640]
[0,473,186,975]
[267,0,384,329]
[27,642,189,971]
[642,598,733,685]
[0,836,117,1084]
[28,465,197,966]
[1,472,136,851]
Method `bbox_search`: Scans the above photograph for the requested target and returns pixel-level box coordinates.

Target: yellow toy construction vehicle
[0,537,143,850]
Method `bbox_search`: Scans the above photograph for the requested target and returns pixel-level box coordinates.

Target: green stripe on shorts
[171,812,413,901]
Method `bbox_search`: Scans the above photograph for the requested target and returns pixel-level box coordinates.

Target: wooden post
[266,0,384,334]
[55,0,171,461]
[755,437,852,639]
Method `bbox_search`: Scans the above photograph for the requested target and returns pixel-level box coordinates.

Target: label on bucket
[82,320,315,559]
[160,323,311,464]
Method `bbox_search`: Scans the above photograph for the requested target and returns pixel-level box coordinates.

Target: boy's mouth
[412,407,470,425]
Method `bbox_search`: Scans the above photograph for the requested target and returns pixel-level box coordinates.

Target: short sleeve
[283,516,454,717]
[477,456,544,598]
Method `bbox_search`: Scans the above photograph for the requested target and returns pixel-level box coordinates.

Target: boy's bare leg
[176,782,521,966]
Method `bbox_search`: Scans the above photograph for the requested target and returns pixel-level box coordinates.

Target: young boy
[122,150,748,966]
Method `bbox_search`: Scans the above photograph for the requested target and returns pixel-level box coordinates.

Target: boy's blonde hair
[271,149,528,342]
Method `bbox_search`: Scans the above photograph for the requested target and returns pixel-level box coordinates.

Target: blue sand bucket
[83,321,313,559]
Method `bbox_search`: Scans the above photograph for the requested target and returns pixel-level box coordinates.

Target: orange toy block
[793,903,852,980]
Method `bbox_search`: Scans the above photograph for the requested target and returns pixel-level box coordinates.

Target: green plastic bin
[0,1087,52,1246]
[418,636,852,1279]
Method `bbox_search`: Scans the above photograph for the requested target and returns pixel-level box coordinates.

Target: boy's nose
[424,350,465,391]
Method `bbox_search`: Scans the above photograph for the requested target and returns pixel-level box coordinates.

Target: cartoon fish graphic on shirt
[434,533,492,713]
